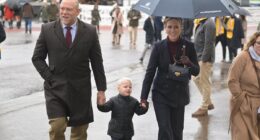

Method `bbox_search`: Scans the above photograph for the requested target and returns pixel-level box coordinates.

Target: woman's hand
[180,56,192,66]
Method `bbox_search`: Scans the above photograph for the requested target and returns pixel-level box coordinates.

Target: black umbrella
[133,0,239,18]
[5,0,31,9]
[234,7,251,16]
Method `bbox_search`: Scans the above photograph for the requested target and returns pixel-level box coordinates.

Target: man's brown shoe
[208,104,214,110]
[192,108,208,117]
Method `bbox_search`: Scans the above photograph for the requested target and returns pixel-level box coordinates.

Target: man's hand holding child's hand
[97,91,106,105]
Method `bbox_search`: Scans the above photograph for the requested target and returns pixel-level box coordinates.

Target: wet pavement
[0,10,259,139]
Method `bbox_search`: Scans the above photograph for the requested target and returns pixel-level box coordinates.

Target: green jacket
[91,9,101,25]
[47,4,59,21]
[41,6,48,22]
[127,9,141,27]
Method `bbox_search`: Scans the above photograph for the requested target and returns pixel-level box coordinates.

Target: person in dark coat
[154,16,163,42]
[91,4,101,34]
[139,16,156,63]
[226,15,244,62]
[0,22,6,43]
[13,6,22,29]
[98,77,148,140]
[143,16,155,46]
[181,18,194,41]
[0,22,6,60]
[215,17,227,62]
[140,17,200,140]
[31,0,107,139]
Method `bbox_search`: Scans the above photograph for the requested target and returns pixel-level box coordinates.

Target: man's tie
[65,26,72,47]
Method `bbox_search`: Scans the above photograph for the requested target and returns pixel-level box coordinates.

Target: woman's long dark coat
[143,17,155,44]
[141,38,199,107]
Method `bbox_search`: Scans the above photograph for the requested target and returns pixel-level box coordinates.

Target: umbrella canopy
[133,0,239,19]
[5,0,31,9]
[234,7,251,16]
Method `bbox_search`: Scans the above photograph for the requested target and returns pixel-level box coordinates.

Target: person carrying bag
[167,45,190,83]
[140,17,199,140]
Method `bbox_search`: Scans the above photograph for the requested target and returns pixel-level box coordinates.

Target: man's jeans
[24,17,32,34]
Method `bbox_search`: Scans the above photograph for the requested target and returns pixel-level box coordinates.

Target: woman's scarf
[249,46,260,62]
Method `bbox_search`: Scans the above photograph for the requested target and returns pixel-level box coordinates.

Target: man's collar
[62,19,78,29]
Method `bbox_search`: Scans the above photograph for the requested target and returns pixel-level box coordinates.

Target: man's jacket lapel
[54,20,67,48]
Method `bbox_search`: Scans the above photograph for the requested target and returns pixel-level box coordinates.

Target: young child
[97,77,148,140]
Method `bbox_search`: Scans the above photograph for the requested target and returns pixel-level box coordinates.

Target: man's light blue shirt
[62,21,77,43]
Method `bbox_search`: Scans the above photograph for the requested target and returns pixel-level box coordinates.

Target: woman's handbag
[167,63,190,82]
[166,45,190,82]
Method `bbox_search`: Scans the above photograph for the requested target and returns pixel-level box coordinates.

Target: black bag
[166,45,190,82]
[167,63,190,82]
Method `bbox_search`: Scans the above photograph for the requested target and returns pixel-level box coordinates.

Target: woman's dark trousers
[153,102,185,140]
[111,136,132,140]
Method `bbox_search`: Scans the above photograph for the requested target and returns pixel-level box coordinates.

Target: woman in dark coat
[143,16,155,46]
[139,16,156,62]
[140,17,200,140]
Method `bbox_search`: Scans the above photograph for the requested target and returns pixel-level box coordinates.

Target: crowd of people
[0,3,22,29]
[0,0,59,34]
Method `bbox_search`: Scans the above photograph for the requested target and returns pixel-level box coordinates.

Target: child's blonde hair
[117,77,132,86]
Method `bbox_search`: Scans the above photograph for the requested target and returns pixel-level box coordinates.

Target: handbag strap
[172,45,186,63]
[248,52,260,88]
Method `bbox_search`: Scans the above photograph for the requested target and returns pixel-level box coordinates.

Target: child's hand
[97,98,105,105]
[140,102,146,108]
[140,100,149,109]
